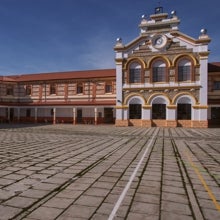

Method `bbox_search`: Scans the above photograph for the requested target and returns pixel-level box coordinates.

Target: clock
[152,34,167,49]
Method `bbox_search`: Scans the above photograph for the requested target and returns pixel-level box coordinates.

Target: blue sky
[0,0,219,75]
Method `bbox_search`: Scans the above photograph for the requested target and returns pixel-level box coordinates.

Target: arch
[124,58,146,70]
[173,54,198,67]
[173,55,197,82]
[147,55,171,68]
[125,58,145,84]
[152,96,168,104]
[150,94,169,120]
[148,57,170,83]
[124,93,146,105]
[172,92,197,105]
[126,95,145,120]
[147,93,171,105]
[174,93,195,120]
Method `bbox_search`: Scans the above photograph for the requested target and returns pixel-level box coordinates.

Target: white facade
[114,8,211,127]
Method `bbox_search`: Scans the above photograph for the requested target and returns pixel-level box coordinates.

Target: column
[94,107,97,125]
[142,105,152,127]
[53,107,56,124]
[73,107,76,125]
[167,105,177,127]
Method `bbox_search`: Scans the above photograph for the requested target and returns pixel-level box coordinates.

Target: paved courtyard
[0,124,219,220]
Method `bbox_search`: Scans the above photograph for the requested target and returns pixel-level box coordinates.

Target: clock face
[152,34,167,49]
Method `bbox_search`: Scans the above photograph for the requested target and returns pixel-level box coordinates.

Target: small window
[50,84,56,95]
[105,83,112,93]
[214,82,220,90]
[77,83,83,94]
[26,85,32,95]
[6,85,13,95]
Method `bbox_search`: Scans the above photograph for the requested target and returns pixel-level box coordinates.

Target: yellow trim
[115,105,128,109]
[147,93,171,105]
[147,55,171,68]
[124,58,147,69]
[193,105,208,109]
[122,85,201,92]
[167,105,177,109]
[124,93,146,105]
[172,54,198,66]
[142,105,152,109]
[199,52,210,59]
[172,92,198,105]
[185,152,220,211]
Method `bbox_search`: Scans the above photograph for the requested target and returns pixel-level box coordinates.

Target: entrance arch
[176,96,192,120]
[128,96,144,119]
[151,96,168,119]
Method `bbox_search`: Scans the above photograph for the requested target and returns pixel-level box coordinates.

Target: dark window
[129,69,141,83]
[153,67,166,82]
[213,81,220,90]
[26,109,31,117]
[152,104,166,119]
[50,84,56,95]
[178,66,191,81]
[26,85,32,95]
[105,84,112,93]
[177,104,191,119]
[211,107,220,119]
[129,104,141,119]
[77,83,83,94]
[6,85,13,95]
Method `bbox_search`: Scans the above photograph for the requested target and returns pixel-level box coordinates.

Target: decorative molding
[193,105,208,109]
[142,105,152,109]
[167,105,177,109]
[115,105,128,109]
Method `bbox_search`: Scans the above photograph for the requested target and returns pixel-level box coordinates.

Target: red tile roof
[6,69,116,82]
[0,76,16,82]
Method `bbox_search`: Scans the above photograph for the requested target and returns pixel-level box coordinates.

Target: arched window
[152,60,166,82]
[129,62,142,83]
[178,59,191,81]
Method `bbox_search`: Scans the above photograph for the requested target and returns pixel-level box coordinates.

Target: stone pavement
[0,124,219,220]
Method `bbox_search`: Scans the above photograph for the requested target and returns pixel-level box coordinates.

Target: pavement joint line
[108,127,159,220]
[185,151,220,212]
[171,138,204,220]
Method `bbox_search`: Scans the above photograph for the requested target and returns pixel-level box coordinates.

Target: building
[208,62,220,127]
[0,69,116,124]
[115,7,213,128]
[0,7,219,127]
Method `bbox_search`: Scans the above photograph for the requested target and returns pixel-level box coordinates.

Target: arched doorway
[177,96,192,120]
[151,97,167,119]
[128,97,143,119]
[151,96,168,127]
